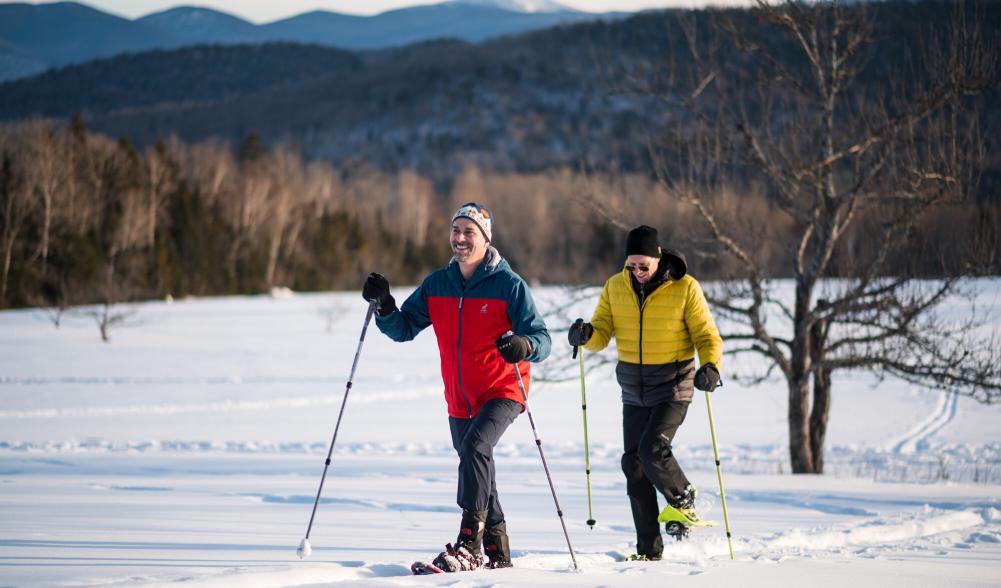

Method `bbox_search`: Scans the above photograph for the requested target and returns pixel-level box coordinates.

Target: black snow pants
[449,398,522,529]
[621,400,691,558]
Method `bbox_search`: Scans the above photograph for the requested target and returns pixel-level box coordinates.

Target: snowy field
[1,281,1000,587]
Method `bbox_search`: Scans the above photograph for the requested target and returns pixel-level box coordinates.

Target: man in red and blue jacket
[363,202,551,569]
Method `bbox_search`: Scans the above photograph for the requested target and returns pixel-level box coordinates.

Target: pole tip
[586,519,596,528]
[296,537,312,559]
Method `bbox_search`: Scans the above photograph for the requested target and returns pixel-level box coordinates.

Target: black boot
[636,534,663,560]
[670,483,697,512]
[456,509,487,557]
[665,484,698,541]
[483,521,513,568]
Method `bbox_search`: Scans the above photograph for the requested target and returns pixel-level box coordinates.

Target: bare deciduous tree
[0,148,29,304]
[23,122,71,269]
[81,277,140,343]
[226,152,273,287]
[263,147,301,287]
[639,1,1001,473]
[144,140,177,249]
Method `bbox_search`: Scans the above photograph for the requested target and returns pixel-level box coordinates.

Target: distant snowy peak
[451,0,577,14]
[136,6,260,44]
[139,5,249,26]
[156,7,224,21]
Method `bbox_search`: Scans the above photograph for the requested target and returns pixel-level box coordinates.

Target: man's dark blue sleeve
[375,278,431,342]
[507,279,551,363]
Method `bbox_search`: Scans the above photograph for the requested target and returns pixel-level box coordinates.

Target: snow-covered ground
[1,282,1000,587]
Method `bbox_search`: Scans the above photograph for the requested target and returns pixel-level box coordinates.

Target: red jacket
[376,249,551,418]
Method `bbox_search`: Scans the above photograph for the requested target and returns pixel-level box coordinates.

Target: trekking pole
[571,321,596,529]
[297,299,379,559]
[704,387,734,560]
[510,350,578,570]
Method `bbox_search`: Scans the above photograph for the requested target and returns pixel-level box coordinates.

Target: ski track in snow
[763,508,986,550]
[3,438,999,483]
[245,493,461,513]
[535,506,990,567]
[64,506,996,587]
[0,387,440,418]
[0,375,347,386]
[736,491,877,516]
[888,390,959,454]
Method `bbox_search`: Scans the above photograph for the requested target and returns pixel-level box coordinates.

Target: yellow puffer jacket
[584,269,722,378]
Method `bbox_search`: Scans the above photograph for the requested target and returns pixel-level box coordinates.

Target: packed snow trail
[889,390,959,453]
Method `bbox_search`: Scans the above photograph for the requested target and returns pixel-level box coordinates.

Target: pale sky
[5,0,741,23]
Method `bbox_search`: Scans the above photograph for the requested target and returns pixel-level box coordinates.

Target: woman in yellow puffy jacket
[568,225,723,559]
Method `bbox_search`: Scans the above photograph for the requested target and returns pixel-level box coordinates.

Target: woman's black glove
[694,363,721,392]
[567,319,594,347]
[496,332,531,363]
[362,272,397,316]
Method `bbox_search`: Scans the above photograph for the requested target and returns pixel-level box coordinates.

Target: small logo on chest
[480,303,490,314]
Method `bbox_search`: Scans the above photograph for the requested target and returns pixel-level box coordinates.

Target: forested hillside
[2,1,998,184]
[0,0,998,310]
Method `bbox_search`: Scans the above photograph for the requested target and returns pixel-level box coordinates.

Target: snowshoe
[658,504,717,541]
[658,484,716,541]
[663,520,692,541]
[427,542,483,573]
[658,504,717,527]
[411,561,445,575]
[628,553,663,561]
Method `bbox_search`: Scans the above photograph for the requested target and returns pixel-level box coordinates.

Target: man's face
[451,217,489,264]
[626,254,660,284]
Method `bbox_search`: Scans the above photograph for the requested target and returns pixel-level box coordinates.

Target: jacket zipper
[638,288,646,403]
[455,295,474,418]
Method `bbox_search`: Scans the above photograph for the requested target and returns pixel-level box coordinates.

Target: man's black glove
[496,332,531,364]
[567,319,594,347]
[362,272,397,316]
[694,363,721,392]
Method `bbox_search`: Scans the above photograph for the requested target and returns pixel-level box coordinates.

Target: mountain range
[0,0,619,81]
[1,0,996,188]
[0,9,673,181]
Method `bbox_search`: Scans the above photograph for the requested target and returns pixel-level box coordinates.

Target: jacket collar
[449,246,504,289]
[625,248,688,297]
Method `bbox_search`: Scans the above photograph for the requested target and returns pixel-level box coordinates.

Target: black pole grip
[570,318,582,359]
